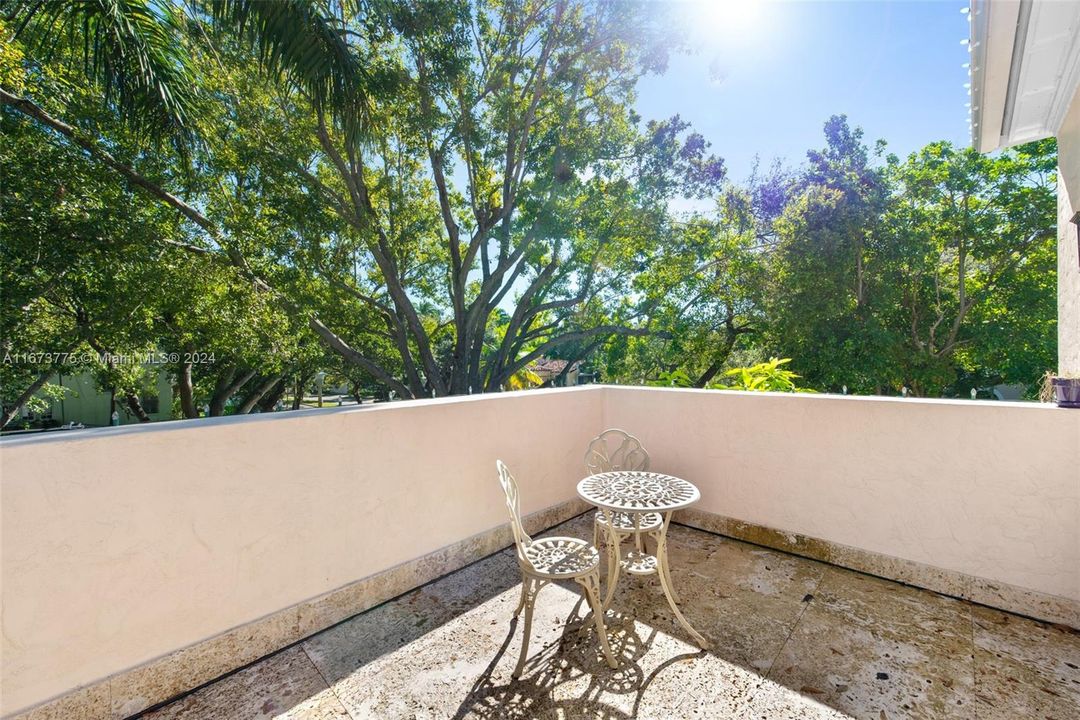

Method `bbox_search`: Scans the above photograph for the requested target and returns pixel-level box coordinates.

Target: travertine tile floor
[139,515,1080,719]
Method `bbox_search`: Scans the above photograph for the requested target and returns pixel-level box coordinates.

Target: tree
[761,121,1057,396]
[3,0,718,399]
[765,115,893,393]
[280,1,722,396]
[5,3,1056,408]
[604,211,764,387]
[882,139,1057,394]
[0,19,305,423]
[0,32,179,423]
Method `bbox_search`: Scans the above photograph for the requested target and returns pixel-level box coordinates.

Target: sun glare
[674,0,771,58]
[694,0,765,38]
[674,0,771,83]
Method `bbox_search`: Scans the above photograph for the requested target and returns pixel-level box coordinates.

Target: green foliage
[6,0,198,144]
[760,117,1055,397]
[641,358,811,395]
[712,358,809,393]
[881,138,1057,394]
[197,0,385,142]
[645,369,693,388]
[0,3,1061,422]
[764,115,892,394]
[1,17,310,422]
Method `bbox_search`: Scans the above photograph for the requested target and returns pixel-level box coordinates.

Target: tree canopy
[0,1,1060,427]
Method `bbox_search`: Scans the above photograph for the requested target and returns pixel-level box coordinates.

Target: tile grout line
[299,642,356,720]
[762,567,831,683]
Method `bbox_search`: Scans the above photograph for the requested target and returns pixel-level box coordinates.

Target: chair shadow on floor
[451,589,704,720]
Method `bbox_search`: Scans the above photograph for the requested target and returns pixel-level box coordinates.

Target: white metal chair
[496,460,618,678]
[584,429,663,552]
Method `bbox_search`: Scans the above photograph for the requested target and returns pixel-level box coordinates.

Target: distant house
[22,369,174,428]
[527,358,580,387]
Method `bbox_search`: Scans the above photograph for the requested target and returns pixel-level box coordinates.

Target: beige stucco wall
[0,387,602,716]
[3,386,1078,715]
[1059,86,1080,376]
[605,386,1080,603]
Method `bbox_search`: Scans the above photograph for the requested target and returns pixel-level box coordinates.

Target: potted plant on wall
[1040,371,1080,408]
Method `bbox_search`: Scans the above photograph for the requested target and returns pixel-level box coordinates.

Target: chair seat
[594,510,663,532]
[523,536,600,578]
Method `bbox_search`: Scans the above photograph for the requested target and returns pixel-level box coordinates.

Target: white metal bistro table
[576,470,711,649]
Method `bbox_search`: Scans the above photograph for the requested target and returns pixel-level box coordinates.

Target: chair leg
[513,577,539,678]
[577,571,618,669]
[593,517,600,549]
[513,577,528,616]
[603,529,621,611]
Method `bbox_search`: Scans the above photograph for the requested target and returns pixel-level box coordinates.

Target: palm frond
[5,0,198,144]
[199,0,376,141]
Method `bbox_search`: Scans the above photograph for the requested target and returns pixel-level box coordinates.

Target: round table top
[577,471,700,513]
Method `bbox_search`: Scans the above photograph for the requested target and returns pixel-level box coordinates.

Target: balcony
[2,386,1078,719]
[136,512,1080,720]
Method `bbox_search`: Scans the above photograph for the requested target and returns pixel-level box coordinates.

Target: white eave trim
[1048,10,1080,133]
[970,0,1080,153]
[970,0,1021,153]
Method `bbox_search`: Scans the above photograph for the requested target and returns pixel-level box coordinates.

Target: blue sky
[635,0,972,184]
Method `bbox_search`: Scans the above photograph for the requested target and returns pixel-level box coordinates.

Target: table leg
[654,512,710,649]
[601,508,621,611]
[660,540,679,605]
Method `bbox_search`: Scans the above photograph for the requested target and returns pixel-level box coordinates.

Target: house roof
[527,358,579,375]
[969,0,1080,152]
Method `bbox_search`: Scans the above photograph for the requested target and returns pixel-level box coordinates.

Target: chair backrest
[496,460,532,556]
[584,428,650,474]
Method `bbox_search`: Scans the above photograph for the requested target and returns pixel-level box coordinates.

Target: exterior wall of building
[2,386,1078,717]
[48,372,108,425]
[1058,87,1080,376]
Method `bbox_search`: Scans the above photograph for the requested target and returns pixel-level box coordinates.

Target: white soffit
[970,0,1080,153]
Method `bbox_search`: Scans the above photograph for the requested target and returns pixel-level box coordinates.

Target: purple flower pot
[1052,377,1080,408]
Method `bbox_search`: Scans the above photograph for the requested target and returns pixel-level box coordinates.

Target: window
[140,391,159,414]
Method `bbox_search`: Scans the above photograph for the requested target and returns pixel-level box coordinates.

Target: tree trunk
[693,318,745,388]
[257,379,287,413]
[291,375,307,410]
[124,391,152,422]
[693,358,725,388]
[1,368,55,429]
[209,367,256,416]
[237,375,281,415]
[208,368,236,416]
[176,361,198,418]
